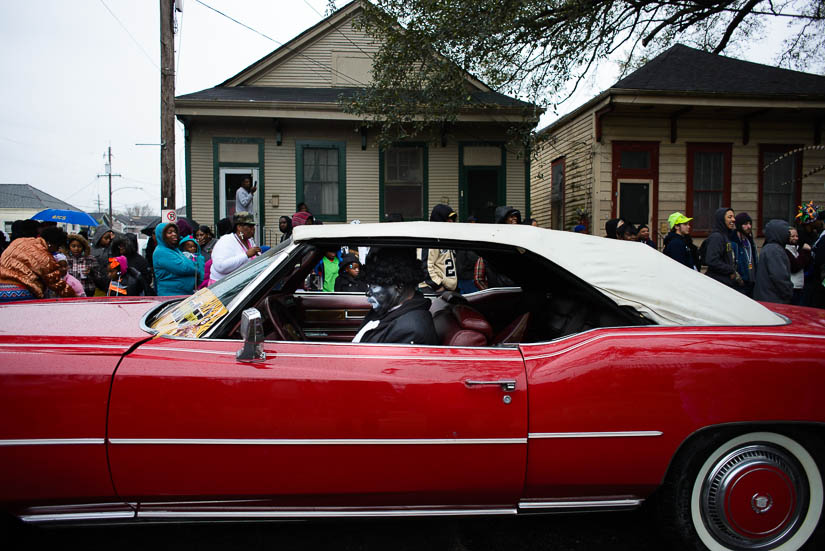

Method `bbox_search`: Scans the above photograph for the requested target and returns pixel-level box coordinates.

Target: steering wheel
[264,296,306,341]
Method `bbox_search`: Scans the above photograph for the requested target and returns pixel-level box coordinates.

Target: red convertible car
[1,222,823,551]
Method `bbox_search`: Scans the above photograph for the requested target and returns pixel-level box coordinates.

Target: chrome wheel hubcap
[702,444,808,549]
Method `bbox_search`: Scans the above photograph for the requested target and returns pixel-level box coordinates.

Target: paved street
[12,509,667,550]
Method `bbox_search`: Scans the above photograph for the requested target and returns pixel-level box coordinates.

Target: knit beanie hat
[734,212,752,230]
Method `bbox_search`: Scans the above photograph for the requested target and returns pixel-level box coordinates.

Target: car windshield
[149,240,292,338]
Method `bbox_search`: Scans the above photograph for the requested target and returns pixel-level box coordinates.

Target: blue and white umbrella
[32,208,99,227]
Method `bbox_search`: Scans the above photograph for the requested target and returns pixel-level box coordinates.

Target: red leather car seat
[491,312,531,345]
[433,303,493,346]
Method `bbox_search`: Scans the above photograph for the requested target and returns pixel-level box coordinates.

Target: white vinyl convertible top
[293,222,784,326]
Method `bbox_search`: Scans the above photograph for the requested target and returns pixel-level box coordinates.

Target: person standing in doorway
[235,177,256,214]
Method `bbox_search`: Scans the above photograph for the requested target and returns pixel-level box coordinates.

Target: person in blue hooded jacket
[152,222,198,296]
[178,234,206,289]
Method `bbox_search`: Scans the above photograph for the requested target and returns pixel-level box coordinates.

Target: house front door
[618,180,651,227]
[465,168,500,223]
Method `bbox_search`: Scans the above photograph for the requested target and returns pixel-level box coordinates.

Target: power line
[193,0,367,87]
[98,0,160,70]
[65,175,102,200]
[194,0,280,43]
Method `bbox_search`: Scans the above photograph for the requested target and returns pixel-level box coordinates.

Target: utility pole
[160,0,176,224]
[97,146,122,226]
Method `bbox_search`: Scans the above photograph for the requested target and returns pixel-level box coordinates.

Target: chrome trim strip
[109,437,527,445]
[519,499,642,510]
[138,508,517,519]
[0,344,126,350]
[521,330,825,361]
[528,431,662,439]
[138,346,524,361]
[21,511,135,522]
[0,438,104,446]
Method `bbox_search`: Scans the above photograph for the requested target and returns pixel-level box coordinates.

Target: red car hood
[0,296,171,353]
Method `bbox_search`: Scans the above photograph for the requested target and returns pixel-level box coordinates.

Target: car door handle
[464,380,516,392]
[344,311,365,320]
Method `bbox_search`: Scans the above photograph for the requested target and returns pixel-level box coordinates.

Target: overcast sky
[0,0,798,216]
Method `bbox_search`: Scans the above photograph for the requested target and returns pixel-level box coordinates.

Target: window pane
[762,151,797,223]
[304,147,338,216]
[620,151,650,169]
[385,147,424,219]
[693,152,723,191]
[692,191,720,231]
[691,150,725,230]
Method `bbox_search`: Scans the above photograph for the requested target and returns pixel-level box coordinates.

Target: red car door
[0,339,131,520]
[108,337,527,518]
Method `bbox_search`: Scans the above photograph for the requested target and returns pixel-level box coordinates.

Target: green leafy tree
[334,0,824,144]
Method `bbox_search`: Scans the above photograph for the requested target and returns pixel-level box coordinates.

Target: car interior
[223,240,653,345]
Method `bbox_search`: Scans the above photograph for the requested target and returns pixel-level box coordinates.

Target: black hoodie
[754,220,792,303]
[704,208,739,287]
[90,224,116,292]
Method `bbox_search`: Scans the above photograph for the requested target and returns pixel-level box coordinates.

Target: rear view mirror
[236,308,265,362]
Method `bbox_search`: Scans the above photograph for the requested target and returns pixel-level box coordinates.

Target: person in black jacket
[704,207,743,289]
[754,220,793,304]
[352,248,438,345]
[662,212,698,270]
[334,253,367,293]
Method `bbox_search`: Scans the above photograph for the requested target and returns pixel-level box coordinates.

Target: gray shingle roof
[0,184,82,211]
[613,44,825,97]
[177,86,534,109]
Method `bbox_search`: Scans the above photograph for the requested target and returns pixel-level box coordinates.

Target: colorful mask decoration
[795,201,819,224]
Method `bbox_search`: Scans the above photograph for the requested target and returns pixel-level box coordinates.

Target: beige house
[176,0,538,245]
[532,44,825,243]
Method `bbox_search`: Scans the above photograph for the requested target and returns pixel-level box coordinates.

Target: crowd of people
[1,199,823,311]
[0,200,320,303]
[612,201,825,308]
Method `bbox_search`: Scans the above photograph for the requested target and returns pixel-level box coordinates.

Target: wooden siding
[345,135,380,223]
[188,121,531,236]
[532,107,596,230]
[505,147,525,213]
[428,143,460,216]
[250,17,380,88]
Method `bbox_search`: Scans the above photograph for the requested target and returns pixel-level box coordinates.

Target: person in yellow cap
[662,212,698,270]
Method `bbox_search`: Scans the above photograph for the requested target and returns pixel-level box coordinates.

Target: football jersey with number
[418,248,457,291]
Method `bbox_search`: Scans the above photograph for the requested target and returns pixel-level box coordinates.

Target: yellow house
[176,0,538,244]
[532,44,825,243]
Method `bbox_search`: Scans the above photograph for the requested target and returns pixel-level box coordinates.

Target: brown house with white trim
[176,1,538,245]
[531,44,825,243]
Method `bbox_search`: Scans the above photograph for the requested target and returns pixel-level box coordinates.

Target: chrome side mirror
[236,308,265,362]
